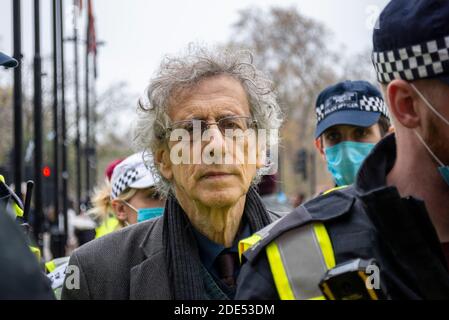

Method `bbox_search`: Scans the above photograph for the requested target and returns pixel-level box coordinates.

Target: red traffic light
[42,166,51,177]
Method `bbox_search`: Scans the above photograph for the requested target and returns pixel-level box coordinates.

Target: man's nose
[206,124,225,146]
[202,124,227,161]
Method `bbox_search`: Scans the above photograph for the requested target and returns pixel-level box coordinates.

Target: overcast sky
[0,0,389,96]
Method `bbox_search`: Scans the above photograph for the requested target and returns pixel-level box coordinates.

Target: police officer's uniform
[0,176,54,299]
[236,134,449,299]
[235,0,449,300]
[0,53,54,299]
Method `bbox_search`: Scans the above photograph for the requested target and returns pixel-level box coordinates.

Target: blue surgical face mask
[414,131,449,186]
[137,207,164,222]
[325,141,376,186]
[411,84,449,186]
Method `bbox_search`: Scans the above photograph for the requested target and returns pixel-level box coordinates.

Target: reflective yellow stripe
[319,281,336,300]
[238,234,262,263]
[357,271,379,300]
[0,176,23,217]
[323,185,347,195]
[29,246,41,261]
[309,296,326,300]
[313,223,336,270]
[266,241,296,300]
[13,202,23,217]
[46,260,56,273]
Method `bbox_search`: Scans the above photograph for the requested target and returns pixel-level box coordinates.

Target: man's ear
[314,138,326,160]
[155,146,173,181]
[387,80,421,129]
[111,200,128,222]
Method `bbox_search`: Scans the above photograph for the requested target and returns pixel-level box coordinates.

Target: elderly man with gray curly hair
[62,45,284,300]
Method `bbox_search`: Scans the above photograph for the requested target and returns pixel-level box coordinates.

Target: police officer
[314,80,391,187]
[0,51,54,299]
[235,0,449,300]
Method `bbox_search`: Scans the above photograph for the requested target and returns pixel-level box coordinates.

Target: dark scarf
[163,186,272,300]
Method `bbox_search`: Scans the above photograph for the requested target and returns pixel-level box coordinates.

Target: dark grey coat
[61,216,171,300]
[61,210,282,300]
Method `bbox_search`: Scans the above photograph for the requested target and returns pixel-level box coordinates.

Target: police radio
[319,258,388,300]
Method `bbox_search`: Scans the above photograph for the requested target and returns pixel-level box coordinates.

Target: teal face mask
[325,141,375,186]
[137,207,164,222]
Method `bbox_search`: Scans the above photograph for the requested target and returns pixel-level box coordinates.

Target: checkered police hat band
[111,168,139,199]
[372,35,449,84]
[316,95,389,123]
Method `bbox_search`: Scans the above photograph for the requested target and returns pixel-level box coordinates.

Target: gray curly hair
[133,45,283,197]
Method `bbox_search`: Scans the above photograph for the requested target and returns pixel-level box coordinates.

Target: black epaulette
[243,187,355,263]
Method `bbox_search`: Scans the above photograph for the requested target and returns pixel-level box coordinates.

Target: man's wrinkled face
[157,75,262,208]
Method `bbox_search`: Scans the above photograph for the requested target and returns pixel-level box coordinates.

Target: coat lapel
[129,217,172,299]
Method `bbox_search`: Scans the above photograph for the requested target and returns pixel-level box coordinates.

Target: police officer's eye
[354,128,369,138]
[326,131,341,142]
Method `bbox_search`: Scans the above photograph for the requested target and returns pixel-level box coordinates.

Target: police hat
[314,80,388,139]
[0,51,18,68]
[110,152,158,200]
[372,0,449,85]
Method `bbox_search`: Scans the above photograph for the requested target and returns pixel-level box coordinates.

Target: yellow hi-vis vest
[239,187,348,300]
[95,215,120,239]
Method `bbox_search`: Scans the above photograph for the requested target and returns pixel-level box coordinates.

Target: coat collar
[355,133,397,195]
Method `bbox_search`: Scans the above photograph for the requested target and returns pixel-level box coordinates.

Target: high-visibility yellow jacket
[95,214,120,239]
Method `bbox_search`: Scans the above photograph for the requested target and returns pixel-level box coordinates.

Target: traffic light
[41,165,55,207]
[295,149,308,180]
[42,166,51,177]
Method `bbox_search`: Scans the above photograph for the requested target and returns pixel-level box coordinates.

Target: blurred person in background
[86,158,123,239]
[90,152,164,238]
[257,174,292,213]
[291,192,306,208]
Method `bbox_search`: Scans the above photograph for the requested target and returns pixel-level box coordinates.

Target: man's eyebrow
[216,113,240,119]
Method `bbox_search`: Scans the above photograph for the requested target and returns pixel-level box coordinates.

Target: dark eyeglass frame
[165,115,258,140]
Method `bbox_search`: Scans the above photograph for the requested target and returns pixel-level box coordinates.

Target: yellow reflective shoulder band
[45,260,56,273]
[238,233,262,263]
[313,223,336,270]
[13,202,24,217]
[29,246,41,261]
[265,223,336,300]
[266,241,296,300]
[323,185,348,195]
[0,175,5,183]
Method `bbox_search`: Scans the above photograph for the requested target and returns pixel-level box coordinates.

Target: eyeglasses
[166,115,258,141]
